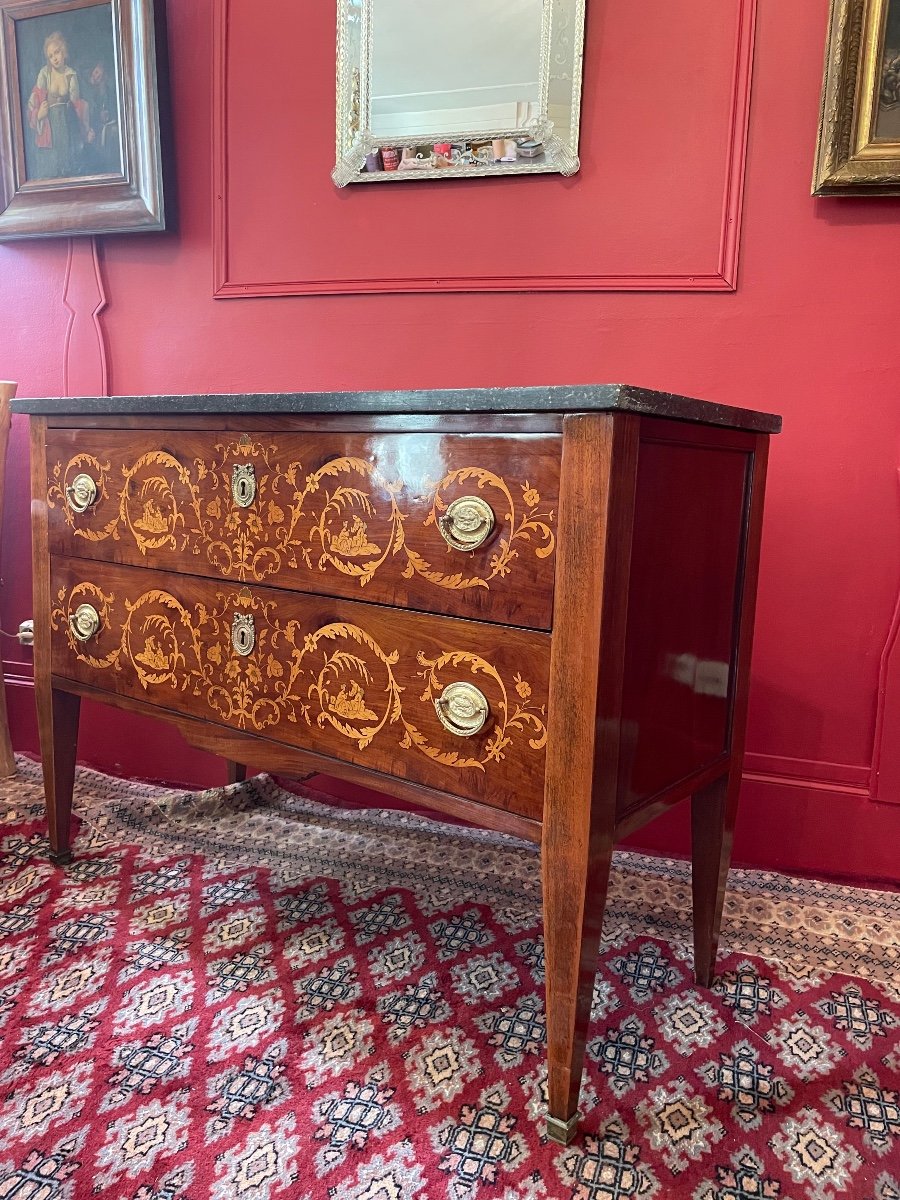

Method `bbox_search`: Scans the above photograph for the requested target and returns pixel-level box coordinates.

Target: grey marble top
[11,383,782,433]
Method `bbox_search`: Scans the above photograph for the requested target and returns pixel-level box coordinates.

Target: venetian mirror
[333,0,587,185]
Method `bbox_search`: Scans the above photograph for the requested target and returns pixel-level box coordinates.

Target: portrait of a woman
[26,30,92,179]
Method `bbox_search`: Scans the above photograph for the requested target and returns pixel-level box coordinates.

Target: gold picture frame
[814,0,900,194]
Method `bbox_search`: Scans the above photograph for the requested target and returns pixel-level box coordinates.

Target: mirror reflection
[370,0,544,140]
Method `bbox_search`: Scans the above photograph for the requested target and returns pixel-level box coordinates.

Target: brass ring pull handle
[232,463,256,508]
[69,603,101,643]
[65,473,98,514]
[438,497,495,551]
[434,681,489,737]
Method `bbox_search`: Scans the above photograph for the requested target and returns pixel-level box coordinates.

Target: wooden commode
[17,385,781,1143]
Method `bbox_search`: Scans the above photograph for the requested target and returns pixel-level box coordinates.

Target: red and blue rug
[0,759,897,1199]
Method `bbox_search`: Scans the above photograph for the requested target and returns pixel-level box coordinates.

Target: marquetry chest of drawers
[17,384,781,1143]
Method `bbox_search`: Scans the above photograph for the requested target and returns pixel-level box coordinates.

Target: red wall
[2,0,899,884]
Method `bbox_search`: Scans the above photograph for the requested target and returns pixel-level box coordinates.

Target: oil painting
[0,0,166,239]
[16,3,120,181]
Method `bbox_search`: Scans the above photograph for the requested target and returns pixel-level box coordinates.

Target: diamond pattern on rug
[586,1013,668,1097]
[0,758,898,1199]
[697,1038,794,1131]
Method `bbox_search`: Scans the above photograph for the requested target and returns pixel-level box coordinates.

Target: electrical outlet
[17,620,33,647]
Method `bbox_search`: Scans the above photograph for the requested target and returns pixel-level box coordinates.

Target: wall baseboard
[743,751,871,794]
[623,771,898,885]
[2,660,34,688]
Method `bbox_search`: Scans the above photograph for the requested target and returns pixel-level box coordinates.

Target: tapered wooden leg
[541,413,640,1145]
[36,685,80,865]
[691,771,737,988]
[227,761,247,785]
[691,435,769,987]
[543,833,615,1143]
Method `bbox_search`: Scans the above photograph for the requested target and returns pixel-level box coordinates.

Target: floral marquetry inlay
[47,440,556,596]
[50,583,548,774]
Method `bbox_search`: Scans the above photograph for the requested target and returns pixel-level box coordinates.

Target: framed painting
[0,0,166,239]
[814,0,900,194]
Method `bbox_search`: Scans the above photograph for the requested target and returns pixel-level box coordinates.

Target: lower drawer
[50,558,550,820]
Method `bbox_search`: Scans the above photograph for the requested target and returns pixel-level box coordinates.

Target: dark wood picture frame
[0,0,166,239]
[814,0,900,194]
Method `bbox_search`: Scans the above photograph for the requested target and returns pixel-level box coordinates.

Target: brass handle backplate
[65,473,98,514]
[438,496,495,551]
[69,603,101,642]
[232,463,256,508]
[232,612,255,656]
[434,681,489,737]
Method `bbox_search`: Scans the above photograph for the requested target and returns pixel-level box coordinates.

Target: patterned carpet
[0,758,897,1200]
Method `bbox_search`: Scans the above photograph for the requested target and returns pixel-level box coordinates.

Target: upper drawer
[45,430,560,630]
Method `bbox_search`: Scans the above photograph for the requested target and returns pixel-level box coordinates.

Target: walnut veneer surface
[18,385,781,1143]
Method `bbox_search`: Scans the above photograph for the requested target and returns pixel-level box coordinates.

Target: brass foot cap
[49,849,73,867]
[546,1112,580,1144]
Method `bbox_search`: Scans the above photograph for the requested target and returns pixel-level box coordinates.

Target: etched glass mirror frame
[333,0,586,186]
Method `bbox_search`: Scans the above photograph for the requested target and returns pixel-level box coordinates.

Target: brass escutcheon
[438,496,495,551]
[231,612,255,656]
[69,603,101,642]
[232,463,256,508]
[65,473,98,514]
[434,681,489,737]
